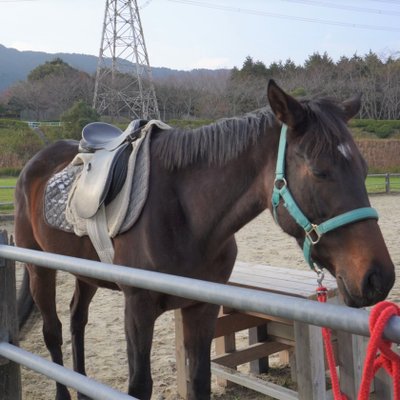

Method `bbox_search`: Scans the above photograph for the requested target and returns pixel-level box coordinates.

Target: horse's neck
[179,126,278,244]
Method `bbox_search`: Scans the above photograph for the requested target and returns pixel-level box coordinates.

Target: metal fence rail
[0,343,134,400]
[1,245,400,342]
[1,243,400,399]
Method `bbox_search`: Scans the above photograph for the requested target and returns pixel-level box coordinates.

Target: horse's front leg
[181,302,220,400]
[69,278,97,400]
[124,290,158,400]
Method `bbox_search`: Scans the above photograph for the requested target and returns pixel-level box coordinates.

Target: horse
[15,80,395,400]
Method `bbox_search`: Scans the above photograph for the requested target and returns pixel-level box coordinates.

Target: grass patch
[0,177,16,214]
[366,174,400,193]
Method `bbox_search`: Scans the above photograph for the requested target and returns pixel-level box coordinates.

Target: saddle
[72,119,147,219]
[45,119,171,264]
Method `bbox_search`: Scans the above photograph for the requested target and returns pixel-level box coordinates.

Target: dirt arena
[2,195,399,399]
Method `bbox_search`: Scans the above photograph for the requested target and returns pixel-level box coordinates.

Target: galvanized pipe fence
[0,240,400,399]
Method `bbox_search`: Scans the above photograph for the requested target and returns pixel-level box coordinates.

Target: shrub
[61,100,99,139]
[167,119,214,129]
[350,119,400,138]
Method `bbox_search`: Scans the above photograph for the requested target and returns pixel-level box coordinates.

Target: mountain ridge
[0,44,229,92]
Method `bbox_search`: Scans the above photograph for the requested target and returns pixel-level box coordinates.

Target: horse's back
[18,140,78,186]
[15,140,78,247]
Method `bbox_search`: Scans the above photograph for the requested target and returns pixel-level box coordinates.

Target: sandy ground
[1,195,399,399]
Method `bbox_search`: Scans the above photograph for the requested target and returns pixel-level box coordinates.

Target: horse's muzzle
[337,263,395,308]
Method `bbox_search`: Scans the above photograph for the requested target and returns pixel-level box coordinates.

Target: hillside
[0,44,229,92]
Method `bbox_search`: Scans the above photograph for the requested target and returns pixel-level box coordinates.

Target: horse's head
[267,80,395,308]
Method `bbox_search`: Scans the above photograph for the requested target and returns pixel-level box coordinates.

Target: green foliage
[61,100,99,139]
[304,51,334,69]
[28,58,74,82]
[0,125,42,167]
[350,119,400,138]
[290,87,307,97]
[0,119,27,129]
[0,168,21,177]
[39,125,65,142]
[231,56,269,79]
[167,119,214,129]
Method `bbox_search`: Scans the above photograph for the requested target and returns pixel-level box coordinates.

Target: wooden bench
[175,262,371,400]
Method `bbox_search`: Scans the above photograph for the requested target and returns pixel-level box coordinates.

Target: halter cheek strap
[272,124,379,270]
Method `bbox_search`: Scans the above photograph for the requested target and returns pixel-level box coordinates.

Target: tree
[5,58,94,120]
[61,100,99,139]
[28,58,74,82]
[228,57,270,114]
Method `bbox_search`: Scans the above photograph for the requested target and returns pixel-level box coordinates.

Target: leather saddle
[73,119,148,219]
[80,120,147,152]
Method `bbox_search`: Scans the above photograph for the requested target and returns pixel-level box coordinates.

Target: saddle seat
[72,119,148,219]
[80,120,147,152]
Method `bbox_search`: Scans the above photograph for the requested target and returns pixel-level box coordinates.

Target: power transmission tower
[93,0,160,120]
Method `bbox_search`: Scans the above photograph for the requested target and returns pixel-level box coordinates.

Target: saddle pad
[44,165,81,233]
[44,139,149,236]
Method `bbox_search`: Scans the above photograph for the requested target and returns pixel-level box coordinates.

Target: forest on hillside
[1,50,400,123]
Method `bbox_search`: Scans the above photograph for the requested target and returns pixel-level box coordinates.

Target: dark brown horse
[15,80,395,400]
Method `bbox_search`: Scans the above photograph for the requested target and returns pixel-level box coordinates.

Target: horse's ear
[267,79,305,128]
[342,94,361,121]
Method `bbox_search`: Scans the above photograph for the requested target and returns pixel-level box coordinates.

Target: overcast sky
[0,0,399,70]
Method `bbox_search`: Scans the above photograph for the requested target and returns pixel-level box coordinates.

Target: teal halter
[272,124,379,271]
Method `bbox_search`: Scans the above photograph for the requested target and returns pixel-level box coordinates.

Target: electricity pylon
[93,0,160,120]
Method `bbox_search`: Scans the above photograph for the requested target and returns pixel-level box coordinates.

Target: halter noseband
[271,124,379,271]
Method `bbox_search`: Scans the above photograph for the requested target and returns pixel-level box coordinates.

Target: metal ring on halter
[274,177,287,190]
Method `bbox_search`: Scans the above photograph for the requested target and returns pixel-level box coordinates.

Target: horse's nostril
[363,269,383,301]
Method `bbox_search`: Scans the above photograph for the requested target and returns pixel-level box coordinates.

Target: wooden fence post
[0,230,22,400]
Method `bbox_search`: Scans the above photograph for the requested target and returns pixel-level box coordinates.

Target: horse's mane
[153,97,352,170]
[153,108,275,170]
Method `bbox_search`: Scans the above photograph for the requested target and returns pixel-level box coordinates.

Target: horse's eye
[313,169,330,180]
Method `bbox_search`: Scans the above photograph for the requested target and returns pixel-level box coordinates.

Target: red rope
[317,286,348,400]
[317,287,400,400]
[358,301,400,400]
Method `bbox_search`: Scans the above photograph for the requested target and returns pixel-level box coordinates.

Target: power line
[280,0,400,16]
[167,0,400,32]
[368,0,400,5]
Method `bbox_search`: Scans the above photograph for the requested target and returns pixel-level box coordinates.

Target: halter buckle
[305,224,321,245]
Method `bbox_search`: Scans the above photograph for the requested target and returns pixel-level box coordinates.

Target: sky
[0,0,399,71]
